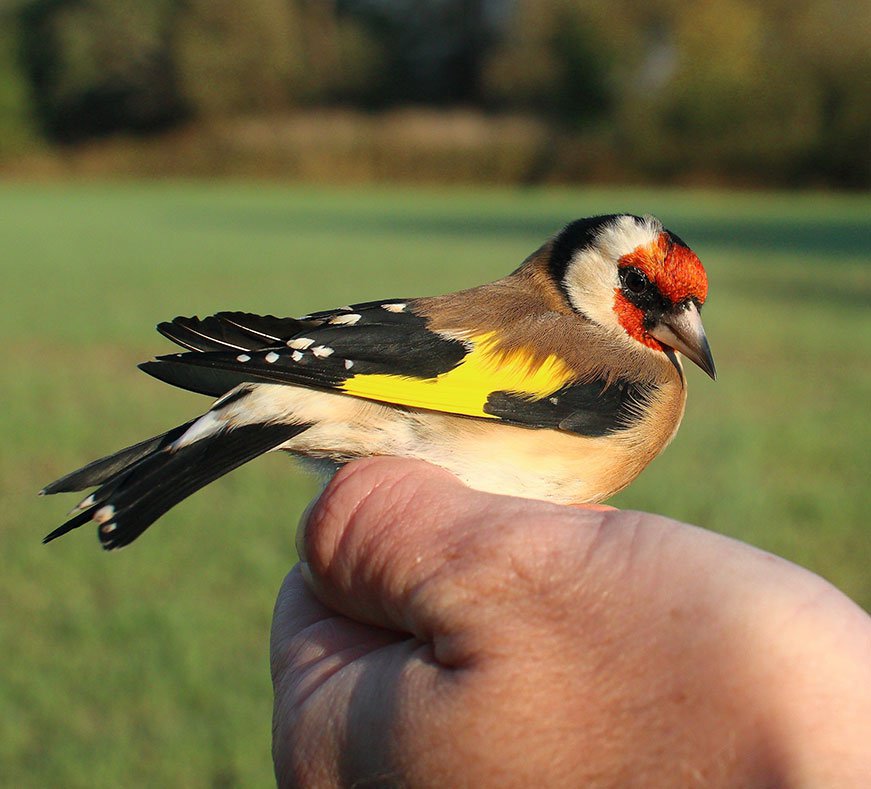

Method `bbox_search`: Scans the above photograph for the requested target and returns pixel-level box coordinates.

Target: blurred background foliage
[1,0,869,186]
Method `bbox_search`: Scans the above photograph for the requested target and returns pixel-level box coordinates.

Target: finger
[270,566,406,703]
[270,566,413,787]
[271,565,405,665]
[297,457,600,661]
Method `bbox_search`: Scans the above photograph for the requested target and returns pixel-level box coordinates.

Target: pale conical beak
[648,301,716,380]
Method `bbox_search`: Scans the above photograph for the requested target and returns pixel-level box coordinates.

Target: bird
[41,213,715,550]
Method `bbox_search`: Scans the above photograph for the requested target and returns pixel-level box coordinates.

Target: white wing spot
[344,359,354,370]
[288,337,315,350]
[329,313,362,326]
[101,522,117,534]
[312,345,334,358]
[549,396,559,405]
[265,351,280,363]
[236,354,251,362]
[291,350,303,362]
[382,303,406,313]
[94,505,115,524]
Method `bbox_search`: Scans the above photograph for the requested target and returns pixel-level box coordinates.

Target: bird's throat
[613,290,664,352]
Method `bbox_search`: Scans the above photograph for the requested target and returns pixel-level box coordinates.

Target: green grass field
[2,182,869,787]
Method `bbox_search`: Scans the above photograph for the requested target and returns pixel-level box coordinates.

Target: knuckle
[305,457,454,584]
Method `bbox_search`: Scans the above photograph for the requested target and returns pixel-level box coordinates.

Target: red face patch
[613,293,664,350]
[618,233,708,305]
[613,232,707,346]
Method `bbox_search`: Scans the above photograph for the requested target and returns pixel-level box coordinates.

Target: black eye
[621,267,649,295]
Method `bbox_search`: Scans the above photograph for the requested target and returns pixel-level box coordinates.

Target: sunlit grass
[2,182,868,787]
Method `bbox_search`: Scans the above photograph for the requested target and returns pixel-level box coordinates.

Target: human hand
[271,458,871,787]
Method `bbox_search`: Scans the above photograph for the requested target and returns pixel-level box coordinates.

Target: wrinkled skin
[271,458,871,788]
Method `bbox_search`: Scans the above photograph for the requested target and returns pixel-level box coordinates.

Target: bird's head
[549,214,716,379]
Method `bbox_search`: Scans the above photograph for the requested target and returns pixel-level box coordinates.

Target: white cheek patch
[564,249,621,330]
[563,215,663,333]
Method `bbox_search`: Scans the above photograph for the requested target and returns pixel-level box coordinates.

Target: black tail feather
[40,420,199,495]
[43,505,101,544]
[43,421,309,550]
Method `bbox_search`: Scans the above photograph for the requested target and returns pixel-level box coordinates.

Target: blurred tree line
[0,0,868,186]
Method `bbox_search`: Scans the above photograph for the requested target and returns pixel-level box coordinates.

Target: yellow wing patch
[339,333,576,417]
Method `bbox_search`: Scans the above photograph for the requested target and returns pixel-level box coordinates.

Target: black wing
[141,300,470,398]
[145,302,654,437]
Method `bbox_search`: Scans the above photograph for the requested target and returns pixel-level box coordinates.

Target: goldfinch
[42,213,715,550]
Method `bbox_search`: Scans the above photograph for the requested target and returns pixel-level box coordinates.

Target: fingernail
[295,497,320,562]
[570,503,618,512]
